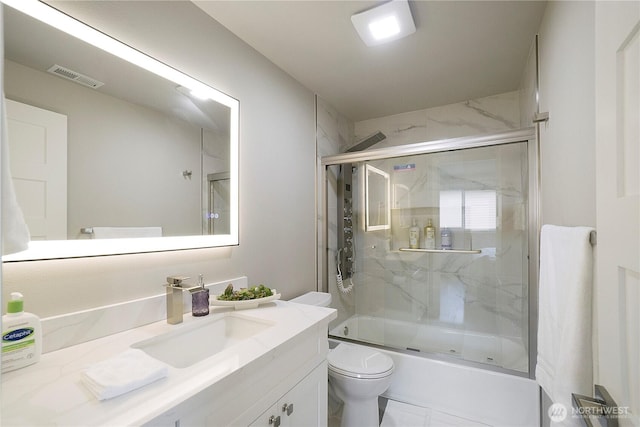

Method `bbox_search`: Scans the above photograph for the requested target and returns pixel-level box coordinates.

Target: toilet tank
[289,291,332,307]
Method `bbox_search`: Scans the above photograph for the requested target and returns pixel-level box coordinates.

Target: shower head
[347,131,386,152]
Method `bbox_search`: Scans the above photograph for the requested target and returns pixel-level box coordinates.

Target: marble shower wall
[352,142,530,371]
[353,91,520,149]
[316,96,354,327]
[344,91,530,370]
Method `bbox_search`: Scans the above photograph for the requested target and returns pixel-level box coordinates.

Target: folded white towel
[91,226,162,239]
[81,349,169,401]
[536,224,594,425]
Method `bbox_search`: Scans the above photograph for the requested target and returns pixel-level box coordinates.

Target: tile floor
[329,395,489,427]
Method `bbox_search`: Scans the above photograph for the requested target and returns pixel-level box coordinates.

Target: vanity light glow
[1,0,222,104]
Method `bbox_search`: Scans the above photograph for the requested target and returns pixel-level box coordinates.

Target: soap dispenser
[2,292,42,373]
[191,275,209,317]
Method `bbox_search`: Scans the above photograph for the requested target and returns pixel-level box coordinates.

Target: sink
[132,313,274,368]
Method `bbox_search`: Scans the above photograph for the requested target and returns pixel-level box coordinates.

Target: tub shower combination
[321,129,540,424]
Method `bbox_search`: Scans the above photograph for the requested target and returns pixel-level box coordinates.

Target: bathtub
[329,315,540,426]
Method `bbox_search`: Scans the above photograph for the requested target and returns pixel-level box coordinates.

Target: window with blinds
[439,190,496,230]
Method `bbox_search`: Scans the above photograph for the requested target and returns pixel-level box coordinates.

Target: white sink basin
[132,313,274,368]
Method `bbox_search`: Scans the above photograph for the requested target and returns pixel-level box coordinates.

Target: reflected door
[6,99,67,240]
[207,173,230,235]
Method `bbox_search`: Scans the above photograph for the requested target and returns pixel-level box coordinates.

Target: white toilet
[290,292,394,427]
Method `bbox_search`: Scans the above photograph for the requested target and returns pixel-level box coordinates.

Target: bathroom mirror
[364,164,390,231]
[2,1,239,261]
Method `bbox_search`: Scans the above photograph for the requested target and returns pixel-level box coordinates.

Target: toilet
[290,292,394,427]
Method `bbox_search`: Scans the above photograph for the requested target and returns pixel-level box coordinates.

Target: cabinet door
[249,402,281,427]
[280,361,327,427]
[250,362,328,427]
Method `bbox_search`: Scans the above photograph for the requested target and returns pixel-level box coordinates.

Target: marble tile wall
[351,142,530,371]
[353,91,521,149]
[324,91,531,370]
[316,97,355,327]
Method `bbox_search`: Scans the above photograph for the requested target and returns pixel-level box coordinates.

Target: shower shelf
[399,248,482,254]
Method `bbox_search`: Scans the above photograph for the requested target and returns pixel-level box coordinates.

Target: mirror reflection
[3,4,236,247]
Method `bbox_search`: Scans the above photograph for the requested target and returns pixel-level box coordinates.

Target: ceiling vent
[47,64,104,89]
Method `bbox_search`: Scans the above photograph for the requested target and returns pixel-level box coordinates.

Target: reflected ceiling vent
[47,64,104,89]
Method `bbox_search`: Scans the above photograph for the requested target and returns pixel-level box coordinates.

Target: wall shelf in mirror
[2,0,239,261]
[398,248,482,254]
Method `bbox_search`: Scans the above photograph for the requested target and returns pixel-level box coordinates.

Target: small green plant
[217,284,273,301]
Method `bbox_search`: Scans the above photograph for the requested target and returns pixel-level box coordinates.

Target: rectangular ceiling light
[351,0,416,47]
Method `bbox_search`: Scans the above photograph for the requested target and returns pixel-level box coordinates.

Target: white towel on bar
[91,226,162,239]
[1,95,30,255]
[81,349,169,401]
[536,224,594,424]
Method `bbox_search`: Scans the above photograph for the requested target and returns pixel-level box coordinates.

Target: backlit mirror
[364,164,390,231]
[2,0,239,261]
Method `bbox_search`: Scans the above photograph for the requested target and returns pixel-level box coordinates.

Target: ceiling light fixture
[351,0,416,47]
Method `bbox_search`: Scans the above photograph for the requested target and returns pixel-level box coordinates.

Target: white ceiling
[194,0,547,122]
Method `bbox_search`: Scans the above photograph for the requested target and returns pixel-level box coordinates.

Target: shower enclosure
[322,129,539,377]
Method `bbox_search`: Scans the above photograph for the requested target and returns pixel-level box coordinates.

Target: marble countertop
[1,301,336,426]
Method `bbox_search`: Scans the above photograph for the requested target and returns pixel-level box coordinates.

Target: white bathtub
[331,314,529,372]
[329,315,540,426]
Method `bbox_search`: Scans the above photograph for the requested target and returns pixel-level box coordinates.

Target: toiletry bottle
[424,219,436,249]
[409,219,420,249]
[441,227,453,249]
[191,274,210,317]
[2,292,42,373]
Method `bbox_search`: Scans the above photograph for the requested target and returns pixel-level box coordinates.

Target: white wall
[537,1,596,227]
[535,3,596,425]
[2,1,317,318]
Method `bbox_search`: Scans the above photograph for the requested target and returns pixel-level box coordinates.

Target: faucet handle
[166,276,190,286]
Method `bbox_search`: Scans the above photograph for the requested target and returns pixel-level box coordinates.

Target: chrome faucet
[165,276,201,324]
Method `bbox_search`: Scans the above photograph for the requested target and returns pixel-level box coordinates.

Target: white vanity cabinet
[142,316,332,427]
[1,301,336,427]
[249,361,327,427]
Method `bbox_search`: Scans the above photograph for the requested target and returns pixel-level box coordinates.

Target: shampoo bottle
[2,292,42,373]
[409,219,420,249]
[424,219,436,249]
[441,228,453,249]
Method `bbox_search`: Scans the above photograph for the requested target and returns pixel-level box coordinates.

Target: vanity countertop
[1,301,336,426]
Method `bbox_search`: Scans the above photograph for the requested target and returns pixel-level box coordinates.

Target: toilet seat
[327,343,394,379]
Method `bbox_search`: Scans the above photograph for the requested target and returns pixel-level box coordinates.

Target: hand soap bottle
[409,219,420,249]
[2,292,42,373]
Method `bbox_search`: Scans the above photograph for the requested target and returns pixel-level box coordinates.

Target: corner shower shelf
[399,248,482,254]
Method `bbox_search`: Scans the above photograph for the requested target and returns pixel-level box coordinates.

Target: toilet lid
[327,344,394,379]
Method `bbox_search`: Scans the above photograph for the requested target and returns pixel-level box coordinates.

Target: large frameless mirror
[2,0,239,261]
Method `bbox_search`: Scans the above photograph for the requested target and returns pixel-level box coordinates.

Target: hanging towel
[536,224,594,424]
[91,226,162,239]
[81,349,169,401]
[1,95,30,255]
